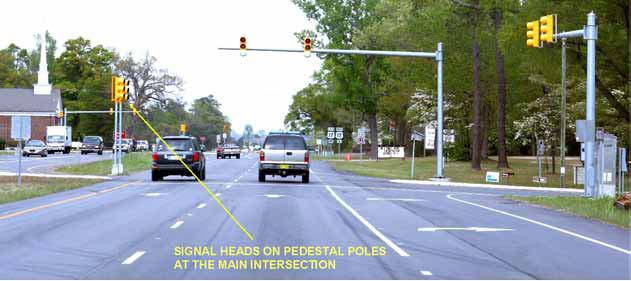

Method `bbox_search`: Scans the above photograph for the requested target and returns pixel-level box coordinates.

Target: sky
[0,0,322,135]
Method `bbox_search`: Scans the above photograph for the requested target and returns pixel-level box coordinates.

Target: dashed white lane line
[216,193,222,197]
[226,185,232,189]
[196,203,207,209]
[122,251,146,265]
[446,194,631,255]
[170,221,184,229]
[420,270,433,276]
[324,185,410,257]
[233,179,238,182]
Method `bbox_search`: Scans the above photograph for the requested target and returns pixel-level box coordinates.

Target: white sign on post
[335,132,343,139]
[485,171,500,183]
[357,137,365,144]
[378,146,405,158]
[327,132,335,139]
[11,116,31,140]
[335,127,343,132]
[424,125,435,150]
[316,139,322,145]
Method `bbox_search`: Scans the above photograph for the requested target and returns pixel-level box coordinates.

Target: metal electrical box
[595,132,617,197]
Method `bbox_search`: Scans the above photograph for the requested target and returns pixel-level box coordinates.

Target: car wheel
[98,151,102,155]
[302,172,310,184]
[236,154,240,159]
[258,170,266,182]
[152,171,162,181]
[201,167,206,180]
[217,155,220,159]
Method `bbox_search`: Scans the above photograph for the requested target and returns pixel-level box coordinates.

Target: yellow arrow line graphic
[129,103,254,241]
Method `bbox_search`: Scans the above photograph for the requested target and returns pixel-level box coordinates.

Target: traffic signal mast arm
[218,47,438,59]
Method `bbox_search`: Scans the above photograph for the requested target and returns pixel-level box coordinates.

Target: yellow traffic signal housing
[303,37,312,57]
[239,36,247,57]
[223,123,230,133]
[526,20,541,48]
[540,14,556,43]
[180,124,187,134]
[109,108,114,115]
[57,111,64,118]
[113,76,126,102]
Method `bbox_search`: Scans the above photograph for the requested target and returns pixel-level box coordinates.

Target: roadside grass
[56,152,151,176]
[507,195,630,228]
[0,150,15,156]
[0,176,102,205]
[328,156,630,189]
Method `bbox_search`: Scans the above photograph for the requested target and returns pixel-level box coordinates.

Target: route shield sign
[327,131,335,139]
[335,132,343,139]
[357,137,365,144]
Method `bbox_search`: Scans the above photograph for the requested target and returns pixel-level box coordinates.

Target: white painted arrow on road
[417,227,514,232]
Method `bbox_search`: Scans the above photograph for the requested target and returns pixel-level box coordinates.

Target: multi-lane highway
[0,153,628,279]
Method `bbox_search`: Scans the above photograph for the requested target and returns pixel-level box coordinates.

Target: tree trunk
[492,7,509,168]
[481,105,489,160]
[368,113,378,159]
[551,143,556,175]
[471,15,482,170]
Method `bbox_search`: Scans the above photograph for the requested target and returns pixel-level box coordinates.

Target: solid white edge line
[170,221,184,229]
[420,270,433,276]
[446,194,631,255]
[122,251,146,264]
[325,185,410,257]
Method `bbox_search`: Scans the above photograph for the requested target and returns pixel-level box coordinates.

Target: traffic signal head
[113,77,126,102]
[526,20,541,48]
[57,111,64,118]
[239,36,247,57]
[539,14,556,43]
[303,37,312,57]
[180,124,187,134]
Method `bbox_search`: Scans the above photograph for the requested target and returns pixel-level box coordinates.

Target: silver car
[23,139,48,157]
[258,133,310,183]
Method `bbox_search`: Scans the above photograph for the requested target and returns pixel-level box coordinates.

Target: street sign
[328,139,334,144]
[537,139,545,156]
[335,127,343,132]
[11,116,31,140]
[357,137,365,144]
[424,125,435,150]
[335,132,343,139]
[216,134,221,144]
[328,127,335,132]
[316,139,322,145]
[411,130,423,141]
[326,132,335,139]
[222,133,227,139]
[358,127,366,138]
[336,139,342,144]
[378,146,405,158]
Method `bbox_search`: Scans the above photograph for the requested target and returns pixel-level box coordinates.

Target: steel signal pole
[560,38,567,188]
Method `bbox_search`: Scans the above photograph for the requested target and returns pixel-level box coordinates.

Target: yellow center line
[0,180,141,220]
[129,103,254,241]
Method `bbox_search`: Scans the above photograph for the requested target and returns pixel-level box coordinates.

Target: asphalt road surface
[0,152,628,279]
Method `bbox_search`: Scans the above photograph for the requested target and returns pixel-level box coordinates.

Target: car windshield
[26,140,44,147]
[157,139,192,151]
[47,136,64,142]
[84,137,100,144]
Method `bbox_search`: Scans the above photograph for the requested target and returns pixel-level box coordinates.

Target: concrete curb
[0,171,111,180]
[390,179,584,193]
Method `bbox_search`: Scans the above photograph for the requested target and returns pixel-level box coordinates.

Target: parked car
[151,136,206,181]
[136,140,149,151]
[22,139,47,157]
[81,136,103,155]
[115,139,133,153]
[258,132,310,183]
[217,144,241,159]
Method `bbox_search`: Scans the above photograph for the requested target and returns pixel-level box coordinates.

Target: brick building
[0,31,62,143]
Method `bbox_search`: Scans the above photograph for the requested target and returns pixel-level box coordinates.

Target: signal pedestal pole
[560,38,567,188]
[111,102,118,175]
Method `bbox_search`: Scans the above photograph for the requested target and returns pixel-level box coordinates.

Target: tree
[188,95,226,148]
[116,52,183,137]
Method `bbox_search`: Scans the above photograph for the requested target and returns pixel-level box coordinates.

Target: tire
[302,172,310,184]
[258,170,266,182]
[97,151,102,155]
[236,154,240,159]
[200,167,206,180]
[217,155,220,159]
[151,171,162,181]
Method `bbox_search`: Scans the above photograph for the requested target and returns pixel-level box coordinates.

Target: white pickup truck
[46,126,72,154]
[217,144,241,159]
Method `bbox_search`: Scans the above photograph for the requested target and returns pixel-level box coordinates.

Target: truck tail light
[193,152,199,161]
[259,151,265,161]
[304,151,310,163]
[152,152,158,162]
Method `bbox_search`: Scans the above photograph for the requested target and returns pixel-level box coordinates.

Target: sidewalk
[390,179,584,193]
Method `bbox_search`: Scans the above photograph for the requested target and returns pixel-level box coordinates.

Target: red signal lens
[304,38,311,44]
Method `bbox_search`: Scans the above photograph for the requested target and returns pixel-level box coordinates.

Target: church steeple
[34,30,52,95]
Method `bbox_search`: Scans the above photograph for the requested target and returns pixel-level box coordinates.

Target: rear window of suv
[264,135,306,150]
[157,139,193,151]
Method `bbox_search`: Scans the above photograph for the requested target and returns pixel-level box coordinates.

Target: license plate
[279,164,289,169]
[167,155,181,160]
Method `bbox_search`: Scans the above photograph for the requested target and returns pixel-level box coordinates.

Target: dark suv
[259,133,310,183]
[81,136,103,155]
[151,136,206,181]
